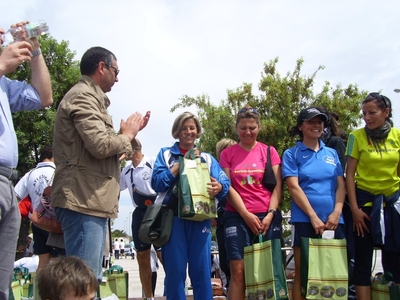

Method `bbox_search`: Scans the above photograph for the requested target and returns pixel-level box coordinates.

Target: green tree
[8,35,81,176]
[171,57,366,212]
[111,229,126,237]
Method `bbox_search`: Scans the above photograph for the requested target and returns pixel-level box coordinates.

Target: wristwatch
[267,208,277,216]
[31,48,42,57]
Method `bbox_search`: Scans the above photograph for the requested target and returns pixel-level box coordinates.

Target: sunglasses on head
[365,92,390,109]
[238,107,259,115]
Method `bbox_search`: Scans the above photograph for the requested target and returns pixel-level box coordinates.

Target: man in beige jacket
[51,46,150,281]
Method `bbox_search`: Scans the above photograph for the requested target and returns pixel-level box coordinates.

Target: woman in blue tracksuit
[152,111,230,300]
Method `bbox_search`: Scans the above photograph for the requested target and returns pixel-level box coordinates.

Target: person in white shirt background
[113,238,120,260]
[14,145,64,273]
[120,138,161,300]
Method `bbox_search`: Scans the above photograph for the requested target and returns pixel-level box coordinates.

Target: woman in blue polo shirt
[282,107,346,300]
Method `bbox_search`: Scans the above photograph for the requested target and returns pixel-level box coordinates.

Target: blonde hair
[215,138,237,161]
[171,112,202,139]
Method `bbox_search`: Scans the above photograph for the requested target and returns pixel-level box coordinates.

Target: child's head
[37,256,98,300]
[215,138,237,161]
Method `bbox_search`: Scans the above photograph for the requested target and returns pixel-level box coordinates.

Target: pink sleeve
[269,146,281,166]
[219,148,229,168]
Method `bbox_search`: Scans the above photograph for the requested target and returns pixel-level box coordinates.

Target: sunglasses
[105,64,120,77]
[238,107,259,115]
[365,92,390,109]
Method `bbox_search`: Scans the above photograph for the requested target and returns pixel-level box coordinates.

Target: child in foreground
[37,256,98,300]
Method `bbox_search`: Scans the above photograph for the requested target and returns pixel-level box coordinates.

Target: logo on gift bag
[195,201,204,212]
[336,287,347,297]
[181,205,190,214]
[308,286,319,295]
[279,288,287,298]
[320,286,334,298]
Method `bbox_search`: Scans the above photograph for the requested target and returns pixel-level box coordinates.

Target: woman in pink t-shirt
[219,106,283,300]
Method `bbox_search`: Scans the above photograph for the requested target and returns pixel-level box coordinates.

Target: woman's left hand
[193,147,200,158]
[325,212,340,230]
[207,177,222,196]
[261,214,273,235]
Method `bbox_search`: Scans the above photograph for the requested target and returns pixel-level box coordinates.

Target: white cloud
[3,0,400,230]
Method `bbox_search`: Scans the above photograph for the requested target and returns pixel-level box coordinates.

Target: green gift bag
[244,235,289,300]
[99,265,128,300]
[13,267,33,298]
[300,237,348,299]
[8,279,23,300]
[389,285,400,299]
[178,149,217,221]
[371,272,400,300]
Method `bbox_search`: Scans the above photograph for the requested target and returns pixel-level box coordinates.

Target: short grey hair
[171,112,202,139]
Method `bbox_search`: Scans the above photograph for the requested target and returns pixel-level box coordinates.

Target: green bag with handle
[8,273,23,300]
[300,237,348,299]
[178,149,217,221]
[99,265,128,300]
[244,234,289,299]
[371,272,400,300]
[13,267,33,298]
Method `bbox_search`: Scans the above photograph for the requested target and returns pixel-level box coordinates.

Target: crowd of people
[1,18,399,300]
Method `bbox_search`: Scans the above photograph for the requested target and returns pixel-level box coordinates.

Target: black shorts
[291,222,345,247]
[31,223,64,256]
[132,207,161,252]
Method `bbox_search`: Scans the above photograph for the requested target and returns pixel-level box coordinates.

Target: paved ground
[110,249,384,299]
[110,255,167,298]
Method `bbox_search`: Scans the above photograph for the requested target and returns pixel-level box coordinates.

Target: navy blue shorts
[291,222,346,247]
[224,210,282,261]
[32,223,64,256]
[132,208,160,252]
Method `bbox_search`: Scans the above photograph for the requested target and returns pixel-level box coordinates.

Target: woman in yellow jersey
[345,92,400,300]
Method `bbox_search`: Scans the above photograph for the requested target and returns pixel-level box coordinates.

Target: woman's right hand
[310,215,325,235]
[241,211,262,235]
[352,208,370,237]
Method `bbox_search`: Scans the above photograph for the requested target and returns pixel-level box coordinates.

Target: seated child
[37,256,98,300]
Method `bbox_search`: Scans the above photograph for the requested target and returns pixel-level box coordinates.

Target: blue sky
[4,0,400,231]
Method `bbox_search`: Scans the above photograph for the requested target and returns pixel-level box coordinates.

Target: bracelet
[30,48,42,57]
[267,208,277,216]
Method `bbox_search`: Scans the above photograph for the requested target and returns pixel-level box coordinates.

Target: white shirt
[14,255,39,273]
[113,240,120,251]
[14,162,55,211]
[120,155,157,208]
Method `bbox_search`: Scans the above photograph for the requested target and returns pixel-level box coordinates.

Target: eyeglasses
[238,107,259,115]
[105,64,120,77]
[365,92,390,109]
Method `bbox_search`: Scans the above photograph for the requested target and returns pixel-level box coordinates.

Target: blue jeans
[55,208,107,282]
[0,177,20,300]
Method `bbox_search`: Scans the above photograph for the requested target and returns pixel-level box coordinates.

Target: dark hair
[290,108,327,140]
[362,93,393,155]
[236,106,260,126]
[315,106,348,143]
[362,93,393,126]
[39,145,53,162]
[80,46,117,76]
[37,256,98,300]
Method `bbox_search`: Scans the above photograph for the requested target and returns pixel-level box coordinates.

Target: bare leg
[355,285,371,300]
[227,259,245,300]
[36,253,52,273]
[137,249,153,297]
[292,247,306,300]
